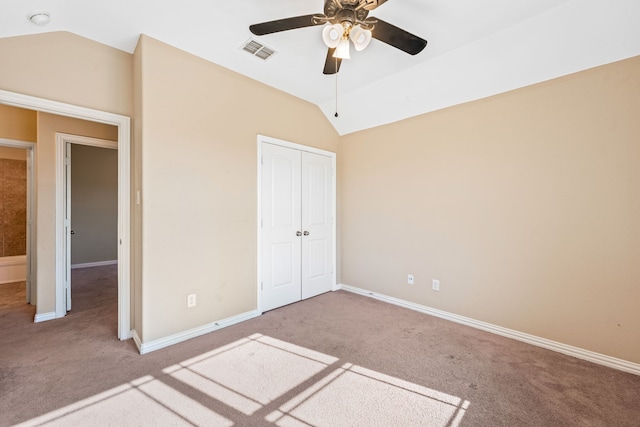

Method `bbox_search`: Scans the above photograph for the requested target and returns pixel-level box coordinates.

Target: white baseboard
[71,260,118,269]
[337,284,640,376]
[34,311,56,323]
[136,310,261,355]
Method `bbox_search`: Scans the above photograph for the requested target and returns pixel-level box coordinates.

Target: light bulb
[322,23,344,49]
[333,38,351,59]
[349,25,372,51]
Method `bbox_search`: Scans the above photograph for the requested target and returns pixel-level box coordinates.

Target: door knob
[296,231,302,236]
[70,230,75,235]
[303,231,310,236]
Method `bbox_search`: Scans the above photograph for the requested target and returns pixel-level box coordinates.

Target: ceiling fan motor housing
[326,1,369,25]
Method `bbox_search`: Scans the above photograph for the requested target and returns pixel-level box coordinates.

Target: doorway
[258,135,336,312]
[0,88,131,340]
[58,134,117,312]
[0,139,35,306]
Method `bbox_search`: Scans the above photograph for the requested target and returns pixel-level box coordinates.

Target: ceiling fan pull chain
[334,58,339,118]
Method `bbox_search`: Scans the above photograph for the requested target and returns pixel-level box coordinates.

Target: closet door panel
[301,151,333,299]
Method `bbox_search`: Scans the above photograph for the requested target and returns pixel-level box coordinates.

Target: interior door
[64,142,72,311]
[261,143,302,312]
[261,142,334,312]
[301,151,333,299]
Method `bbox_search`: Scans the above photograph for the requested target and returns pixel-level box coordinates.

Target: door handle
[70,230,75,235]
[303,231,310,236]
[296,231,302,237]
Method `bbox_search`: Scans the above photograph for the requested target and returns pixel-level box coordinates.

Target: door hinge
[261,282,263,291]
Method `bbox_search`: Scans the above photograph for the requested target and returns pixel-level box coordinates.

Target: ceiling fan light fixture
[322,23,344,48]
[349,25,372,51]
[333,38,351,59]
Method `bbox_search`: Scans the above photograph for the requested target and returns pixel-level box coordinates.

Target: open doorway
[0,140,35,309]
[59,134,117,313]
[0,88,131,340]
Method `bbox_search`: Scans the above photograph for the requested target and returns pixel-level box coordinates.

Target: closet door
[261,143,302,312]
[260,142,334,312]
[301,151,333,299]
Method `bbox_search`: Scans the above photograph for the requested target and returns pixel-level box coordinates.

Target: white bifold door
[261,142,334,312]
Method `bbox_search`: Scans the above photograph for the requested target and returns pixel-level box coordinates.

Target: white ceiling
[1,0,639,135]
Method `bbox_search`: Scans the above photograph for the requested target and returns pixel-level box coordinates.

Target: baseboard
[71,260,118,269]
[34,311,56,323]
[137,310,261,355]
[337,284,640,376]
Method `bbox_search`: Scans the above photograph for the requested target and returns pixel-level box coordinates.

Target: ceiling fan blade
[250,14,323,36]
[323,48,342,75]
[370,18,427,55]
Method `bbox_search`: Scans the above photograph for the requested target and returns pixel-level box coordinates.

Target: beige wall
[36,113,117,314]
[70,144,118,265]
[339,56,640,364]
[0,104,37,142]
[0,32,132,117]
[136,35,340,342]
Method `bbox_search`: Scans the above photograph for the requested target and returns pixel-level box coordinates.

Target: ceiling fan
[249,0,427,74]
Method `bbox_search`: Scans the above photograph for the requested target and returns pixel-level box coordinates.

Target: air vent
[241,39,276,61]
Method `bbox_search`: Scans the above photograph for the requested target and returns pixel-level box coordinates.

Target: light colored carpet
[1,265,639,426]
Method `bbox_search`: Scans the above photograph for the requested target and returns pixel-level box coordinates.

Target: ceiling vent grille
[241,39,276,61]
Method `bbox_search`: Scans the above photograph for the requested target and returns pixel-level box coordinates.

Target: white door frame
[0,89,131,340]
[56,133,118,313]
[0,138,36,305]
[256,134,337,314]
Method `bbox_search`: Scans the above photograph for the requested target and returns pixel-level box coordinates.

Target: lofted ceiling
[1,0,638,135]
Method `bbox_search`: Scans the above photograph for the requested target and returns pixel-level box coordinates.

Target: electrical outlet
[187,293,197,308]
[432,279,440,291]
[408,274,414,285]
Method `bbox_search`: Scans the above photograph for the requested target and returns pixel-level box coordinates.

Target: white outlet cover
[408,274,414,285]
[432,280,440,291]
[187,293,197,307]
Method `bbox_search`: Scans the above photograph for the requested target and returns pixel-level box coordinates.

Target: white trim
[55,135,66,318]
[337,284,640,376]
[0,89,132,341]
[56,134,119,315]
[34,312,56,323]
[71,260,118,270]
[256,135,337,313]
[136,310,261,355]
[56,133,118,150]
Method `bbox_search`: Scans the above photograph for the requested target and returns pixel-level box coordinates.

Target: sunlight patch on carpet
[16,333,469,426]
[14,375,232,427]
[267,363,470,426]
